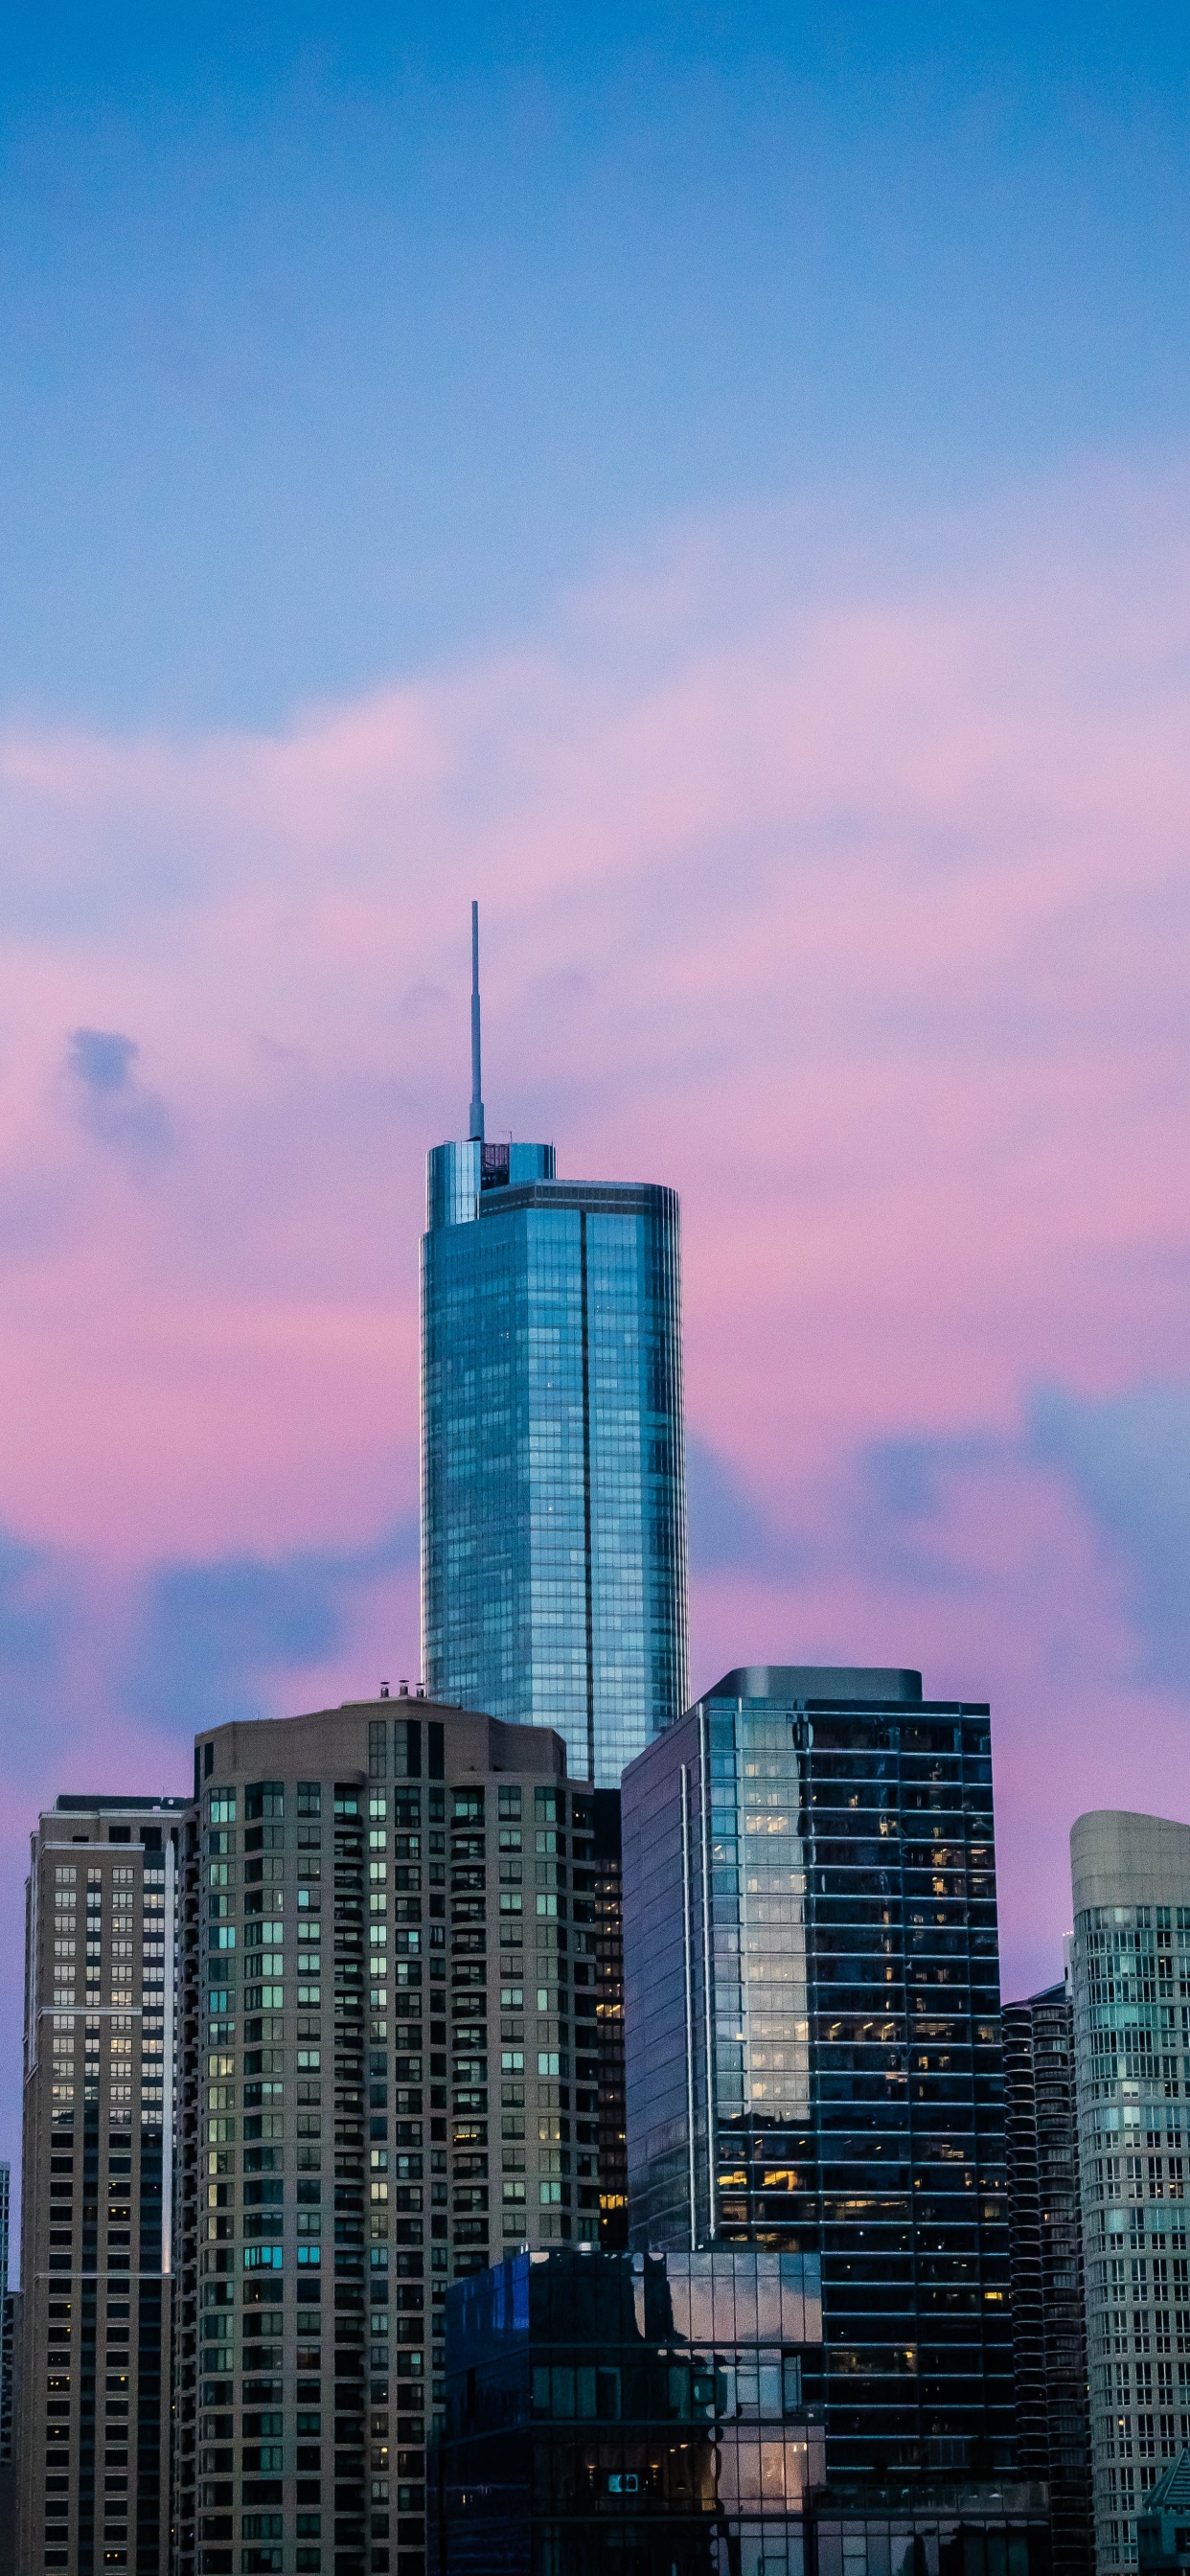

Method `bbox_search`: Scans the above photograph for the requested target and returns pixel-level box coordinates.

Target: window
[208,1793,237,1826]
[296,1783,321,1817]
[498,1788,522,1820]
[245,1782,285,1821]
[393,1718,422,1781]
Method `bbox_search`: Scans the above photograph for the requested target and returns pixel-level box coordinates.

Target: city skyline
[5,1,1190,2278]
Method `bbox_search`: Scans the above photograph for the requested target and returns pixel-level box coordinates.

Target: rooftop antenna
[469,899,485,1142]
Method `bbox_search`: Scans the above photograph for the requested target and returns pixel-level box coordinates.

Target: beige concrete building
[1070,1809,1190,2576]
[173,1691,614,2576]
[15,1792,192,2576]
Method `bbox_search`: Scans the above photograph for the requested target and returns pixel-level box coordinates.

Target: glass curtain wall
[421,1154,687,1787]
[623,1668,1014,2481]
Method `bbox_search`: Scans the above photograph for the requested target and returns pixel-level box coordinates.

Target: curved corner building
[1070,1808,1190,2576]
[419,912,688,1787]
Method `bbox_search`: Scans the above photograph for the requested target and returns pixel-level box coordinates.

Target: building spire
[469,899,484,1142]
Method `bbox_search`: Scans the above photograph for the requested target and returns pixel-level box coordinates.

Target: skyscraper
[1003,1976,1092,2576]
[433,2242,826,2573]
[420,905,688,1787]
[1069,1809,1190,2575]
[621,1664,1014,2481]
[14,1790,191,2576]
[172,1691,616,2576]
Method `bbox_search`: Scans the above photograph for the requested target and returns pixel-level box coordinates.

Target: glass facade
[1069,1810,1190,2575]
[431,2242,825,2574]
[622,1667,1014,2482]
[420,1137,688,1786]
[806,2480,1053,2576]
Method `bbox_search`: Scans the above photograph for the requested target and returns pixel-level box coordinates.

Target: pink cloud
[2,454,1190,2026]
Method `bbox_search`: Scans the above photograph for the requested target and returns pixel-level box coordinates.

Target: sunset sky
[4,3,1190,2173]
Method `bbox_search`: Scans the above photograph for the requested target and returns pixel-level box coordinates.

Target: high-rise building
[419,906,688,1786]
[14,1791,192,2576]
[622,1664,1014,2481]
[172,1692,617,2576]
[432,2242,826,2574]
[1004,1975,1093,2576]
[1069,1809,1190,2575]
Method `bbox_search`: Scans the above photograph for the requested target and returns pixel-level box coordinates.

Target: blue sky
[5,2,1190,724]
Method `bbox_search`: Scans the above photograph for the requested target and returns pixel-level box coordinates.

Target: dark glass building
[419,915,688,1787]
[1003,1979,1092,2576]
[622,1666,1014,2481]
[430,2243,825,2575]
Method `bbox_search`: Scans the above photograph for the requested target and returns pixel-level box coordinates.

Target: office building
[1069,1810,1190,2574]
[420,907,688,1786]
[1004,1977,1092,2576]
[431,2242,825,2574]
[172,1692,618,2576]
[14,1791,191,2576]
[622,1665,1013,2481]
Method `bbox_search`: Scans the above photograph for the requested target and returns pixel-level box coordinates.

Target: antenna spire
[469,900,484,1142]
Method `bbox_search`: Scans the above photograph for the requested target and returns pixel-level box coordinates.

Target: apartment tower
[1003,1977,1093,2576]
[15,1791,191,2576]
[173,1693,616,2576]
[1069,1809,1190,2574]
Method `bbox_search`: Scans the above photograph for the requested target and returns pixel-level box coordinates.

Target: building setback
[14,1791,191,2576]
[172,1694,618,2576]
[1003,1977,1093,2576]
[1069,1810,1190,2575]
[419,913,688,1787]
[622,1666,1014,2481]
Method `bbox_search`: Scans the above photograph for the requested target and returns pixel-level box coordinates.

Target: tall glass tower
[420,907,688,1785]
[622,1664,1015,2480]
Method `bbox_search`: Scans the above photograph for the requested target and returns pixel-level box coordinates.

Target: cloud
[3,461,1190,2030]
[0,1523,71,1719]
[69,1026,139,1093]
[1031,1381,1190,1688]
[125,1518,419,1728]
[686,1431,807,1578]
[65,1023,174,1154]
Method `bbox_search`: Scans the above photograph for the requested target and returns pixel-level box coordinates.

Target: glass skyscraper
[622,1664,1014,2482]
[419,909,688,1786]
